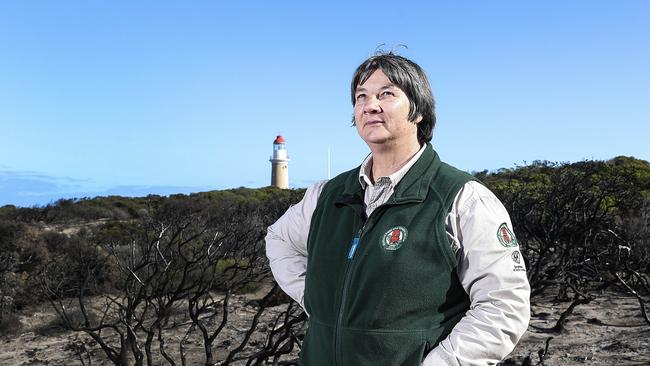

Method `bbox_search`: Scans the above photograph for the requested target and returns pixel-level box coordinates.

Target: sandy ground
[0,287,303,366]
[1,291,649,365]
[504,294,650,365]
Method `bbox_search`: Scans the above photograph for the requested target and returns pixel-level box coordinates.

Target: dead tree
[40,190,308,365]
[487,160,650,332]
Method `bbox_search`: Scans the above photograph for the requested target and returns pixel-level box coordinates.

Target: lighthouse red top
[274,135,286,144]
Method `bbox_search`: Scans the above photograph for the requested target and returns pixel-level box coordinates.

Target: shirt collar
[358,144,427,189]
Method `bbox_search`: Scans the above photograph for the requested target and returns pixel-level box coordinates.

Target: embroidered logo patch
[512,251,521,264]
[381,226,408,251]
[497,223,518,247]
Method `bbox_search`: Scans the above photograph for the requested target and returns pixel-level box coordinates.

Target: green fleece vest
[301,144,473,366]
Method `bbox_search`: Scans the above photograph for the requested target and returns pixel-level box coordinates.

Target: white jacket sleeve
[423,181,531,366]
[265,180,328,309]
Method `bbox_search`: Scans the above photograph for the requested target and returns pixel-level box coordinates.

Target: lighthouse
[270,135,290,189]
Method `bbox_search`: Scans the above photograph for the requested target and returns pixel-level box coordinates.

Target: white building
[270,135,290,189]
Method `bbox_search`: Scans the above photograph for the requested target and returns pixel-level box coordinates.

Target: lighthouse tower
[270,135,290,189]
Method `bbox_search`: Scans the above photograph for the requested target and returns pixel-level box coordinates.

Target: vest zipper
[334,220,367,366]
[333,201,413,364]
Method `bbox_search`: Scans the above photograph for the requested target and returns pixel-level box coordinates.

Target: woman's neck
[369,140,422,181]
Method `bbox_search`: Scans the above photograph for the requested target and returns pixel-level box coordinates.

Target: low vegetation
[0,157,649,365]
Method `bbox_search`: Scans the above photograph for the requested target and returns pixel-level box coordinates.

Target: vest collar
[336,143,441,210]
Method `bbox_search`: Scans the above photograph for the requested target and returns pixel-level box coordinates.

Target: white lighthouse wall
[273,148,287,160]
[271,162,289,189]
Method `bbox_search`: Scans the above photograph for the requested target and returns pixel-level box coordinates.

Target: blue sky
[1,1,648,207]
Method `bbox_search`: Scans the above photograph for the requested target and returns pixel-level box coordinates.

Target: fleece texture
[301,144,474,366]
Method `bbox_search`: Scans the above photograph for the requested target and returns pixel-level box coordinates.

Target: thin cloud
[0,170,222,207]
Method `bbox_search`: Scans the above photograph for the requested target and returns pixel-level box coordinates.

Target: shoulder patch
[497,223,518,247]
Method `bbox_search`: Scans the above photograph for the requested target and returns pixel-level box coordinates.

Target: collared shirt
[359,144,427,217]
[266,148,530,366]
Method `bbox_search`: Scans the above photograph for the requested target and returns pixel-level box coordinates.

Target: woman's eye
[380,90,394,97]
[356,94,366,100]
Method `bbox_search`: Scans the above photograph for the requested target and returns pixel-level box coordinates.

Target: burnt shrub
[0,312,23,336]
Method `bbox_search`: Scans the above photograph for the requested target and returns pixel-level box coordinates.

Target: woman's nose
[363,95,381,114]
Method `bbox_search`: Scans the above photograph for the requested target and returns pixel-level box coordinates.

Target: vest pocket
[300,319,334,366]
[340,327,427,366]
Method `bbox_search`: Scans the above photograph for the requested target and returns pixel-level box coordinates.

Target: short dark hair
[351,53,436,145]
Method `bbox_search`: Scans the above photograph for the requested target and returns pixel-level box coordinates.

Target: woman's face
[353,69,420,148]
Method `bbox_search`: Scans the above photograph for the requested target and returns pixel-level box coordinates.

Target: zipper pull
[347,236,360,260]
